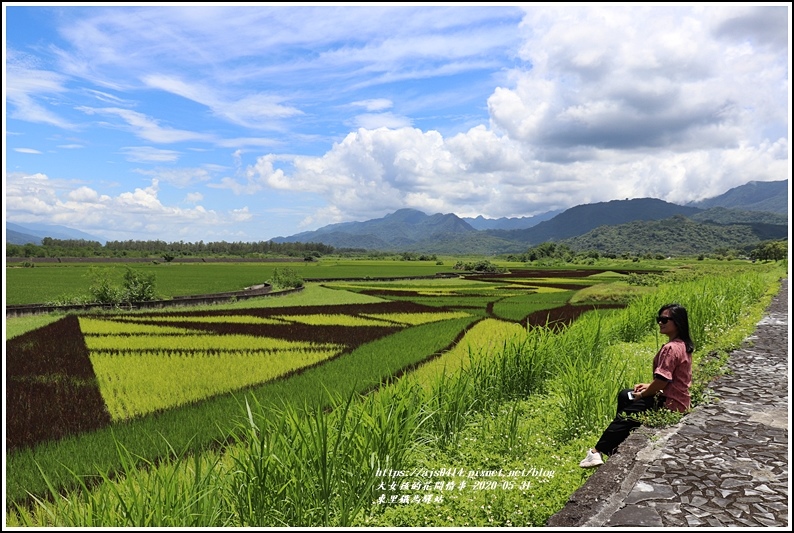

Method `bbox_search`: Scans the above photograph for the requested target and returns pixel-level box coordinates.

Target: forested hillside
[562,214,787,256]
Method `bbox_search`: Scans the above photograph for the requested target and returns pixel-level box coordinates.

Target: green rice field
[4,258,786,526]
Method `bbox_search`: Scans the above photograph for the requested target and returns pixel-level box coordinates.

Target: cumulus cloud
[246,5,788,227]
[5,6,788,241]
[230,206,252,222]
[710,5,789,49]
[247,126,536,223]
[4,172,247,242]
[184,192,203,203]
[136,167,214,188]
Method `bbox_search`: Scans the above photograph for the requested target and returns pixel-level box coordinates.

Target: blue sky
[3,3,791,244]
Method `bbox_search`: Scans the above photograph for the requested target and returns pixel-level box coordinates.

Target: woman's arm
[634,378,668,399]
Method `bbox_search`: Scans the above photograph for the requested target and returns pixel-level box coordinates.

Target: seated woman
[580,303,694,468]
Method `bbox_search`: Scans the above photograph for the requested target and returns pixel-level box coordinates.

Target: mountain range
[272,179,788,255]
[5,179,788,255]
[6,222,107,247]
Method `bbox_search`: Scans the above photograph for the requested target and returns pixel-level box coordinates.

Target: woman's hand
[633,383,650,399]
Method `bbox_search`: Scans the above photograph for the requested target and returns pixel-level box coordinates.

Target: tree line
[4,234,786,263]
[506,239,787,264]
[6,238,337,259]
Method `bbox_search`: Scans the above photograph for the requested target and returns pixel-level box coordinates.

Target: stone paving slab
[547,278,789,528]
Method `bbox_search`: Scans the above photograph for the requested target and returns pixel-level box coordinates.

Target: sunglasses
[656,316,673,324]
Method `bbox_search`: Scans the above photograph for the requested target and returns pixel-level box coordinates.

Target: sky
[3,3,791,244]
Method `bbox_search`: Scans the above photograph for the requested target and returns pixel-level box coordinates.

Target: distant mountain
[463,209,564,231]
[6,222,106,244]
[397,231,527,255]
[484,198,704,245]
[271,199,707,253]
[273,208,478,248]
[6,228,43,246]
[271,179,788,255]
[686,179,788,215]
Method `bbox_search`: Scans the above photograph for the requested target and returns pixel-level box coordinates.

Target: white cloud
[351,99,393,112]
[248,126,529,224]
[5,173,61,215]
[65,186,105,203]
[79,107,213,144]
[142,74,302,130]
[5,50,76,129]
[135,167,213,188]
[184,192,204,203]
[5,5,788,241]
[231,206,252,222]
[120,146,181,163]
[246,5,787,226]
[492,5,788,159]
[4,172,246,242]
[217,137,281,149]
[353,112,413,130]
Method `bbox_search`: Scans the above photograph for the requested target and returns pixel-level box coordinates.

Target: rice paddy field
[4,258,787,527]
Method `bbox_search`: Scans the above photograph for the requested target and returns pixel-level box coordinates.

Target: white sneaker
[579,449,604,468]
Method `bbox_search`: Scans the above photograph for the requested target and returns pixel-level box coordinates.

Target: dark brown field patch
[523,303,625,330]
[6,315,112,451]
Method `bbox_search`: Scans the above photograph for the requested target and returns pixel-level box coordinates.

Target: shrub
[271,267,304,289]
[87,267,124,305]
[84,266,157,305]
[122,267,157,302]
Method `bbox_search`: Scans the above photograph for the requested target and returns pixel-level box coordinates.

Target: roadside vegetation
[5,258,787,527]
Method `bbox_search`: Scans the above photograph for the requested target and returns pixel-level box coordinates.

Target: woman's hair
[659,302,695,353]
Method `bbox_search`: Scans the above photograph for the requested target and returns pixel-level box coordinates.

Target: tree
[750,240,787,262]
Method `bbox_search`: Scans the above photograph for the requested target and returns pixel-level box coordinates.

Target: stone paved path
[548,278,789,528]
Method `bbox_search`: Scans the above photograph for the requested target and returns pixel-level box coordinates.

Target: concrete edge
[546,420,686,527]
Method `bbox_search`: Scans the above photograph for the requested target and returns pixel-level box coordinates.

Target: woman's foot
[579,449,604,468]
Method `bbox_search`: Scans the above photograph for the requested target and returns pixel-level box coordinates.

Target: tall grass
[424,371,479,447]
[230,394,374,526]
[618,271,769,346]
[10,437,232,527]
[468,324,558,406]
[550,312,623,438]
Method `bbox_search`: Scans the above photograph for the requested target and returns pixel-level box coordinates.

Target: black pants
[595,389,665,456]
